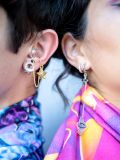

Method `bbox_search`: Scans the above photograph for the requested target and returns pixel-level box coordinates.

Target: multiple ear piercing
[23,48,46,88]
[24,47,88,134]
[24,46,88,134]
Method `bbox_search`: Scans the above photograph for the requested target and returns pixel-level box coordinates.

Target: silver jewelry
[23,58,35,73]
[23,48,37,73]
[77,63,88,136]
[79,63,86,73]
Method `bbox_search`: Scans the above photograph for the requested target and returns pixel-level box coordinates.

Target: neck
[91,83,120,109]
[0,74,36,109]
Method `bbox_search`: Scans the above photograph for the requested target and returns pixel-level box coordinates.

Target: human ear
[24,29,58,71]
[62,33,91,72]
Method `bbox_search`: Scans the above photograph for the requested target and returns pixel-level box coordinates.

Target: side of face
[0,7,58,97]
[62,0,120,92]
[0,7,27,96]
[85,0,120,91]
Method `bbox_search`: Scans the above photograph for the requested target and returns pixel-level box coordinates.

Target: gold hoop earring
[33,65,47,88]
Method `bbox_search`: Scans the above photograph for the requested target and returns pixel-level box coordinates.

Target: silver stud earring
[79,63,85,73]
[78,63,88,85]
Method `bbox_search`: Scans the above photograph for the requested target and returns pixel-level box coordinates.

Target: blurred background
[37,58,82,153]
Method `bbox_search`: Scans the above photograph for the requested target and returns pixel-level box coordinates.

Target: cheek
[0,50,23,96]
[86,37,120,88]
[85,27,120,88]
[87,1,120,54]
[86,8,120,81]
[91,53,120,77]
[85,0,120,89]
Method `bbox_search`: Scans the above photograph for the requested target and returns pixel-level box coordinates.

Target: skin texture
[62,0,120,108]
[0,7,58,108]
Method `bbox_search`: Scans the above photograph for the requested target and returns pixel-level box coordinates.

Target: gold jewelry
[33,65,47,88]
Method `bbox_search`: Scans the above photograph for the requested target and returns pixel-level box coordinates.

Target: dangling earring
[31,47,47,88]
[23,47,47,88]
[33,65,47,88]
[77,63,88,136]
